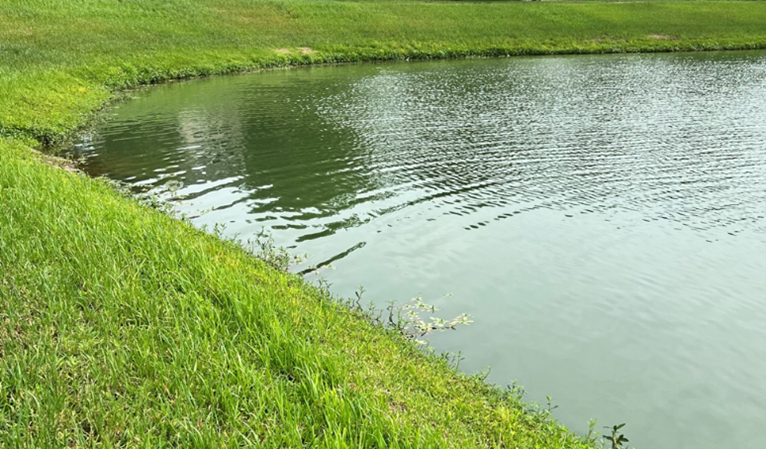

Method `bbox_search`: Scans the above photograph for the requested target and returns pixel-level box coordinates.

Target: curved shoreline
[3,1,766,446]
[11,37,766,146]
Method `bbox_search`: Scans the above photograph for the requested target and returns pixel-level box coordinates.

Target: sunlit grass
[2,0,766,446]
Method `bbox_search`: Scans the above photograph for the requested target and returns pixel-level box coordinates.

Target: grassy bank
[2,0,766,446]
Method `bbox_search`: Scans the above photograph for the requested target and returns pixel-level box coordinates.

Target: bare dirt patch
[37,150,82,174]
[274,47,317,55]
[647,34,678,40]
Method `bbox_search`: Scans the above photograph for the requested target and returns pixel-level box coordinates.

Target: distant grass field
[2,0,766,447]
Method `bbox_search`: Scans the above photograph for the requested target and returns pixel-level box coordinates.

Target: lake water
[71,51,766,449]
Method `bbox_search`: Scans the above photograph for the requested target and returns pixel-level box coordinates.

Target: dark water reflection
[73,51,766,449]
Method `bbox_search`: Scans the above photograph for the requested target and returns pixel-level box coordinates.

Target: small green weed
[604,423,631,449]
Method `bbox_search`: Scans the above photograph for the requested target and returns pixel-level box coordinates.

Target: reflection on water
[73,52,766,449]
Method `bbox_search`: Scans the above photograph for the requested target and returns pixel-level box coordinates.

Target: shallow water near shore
[72,51,766,449]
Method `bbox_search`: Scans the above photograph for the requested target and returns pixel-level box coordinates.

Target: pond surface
[72,51,766,449]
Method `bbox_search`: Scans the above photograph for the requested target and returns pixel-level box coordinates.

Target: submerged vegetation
[3,0,766,446]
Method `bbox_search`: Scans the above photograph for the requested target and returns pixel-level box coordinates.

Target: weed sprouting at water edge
[245,230,473,343]
[604,423,631,449]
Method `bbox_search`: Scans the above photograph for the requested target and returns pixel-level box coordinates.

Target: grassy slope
[2,0,766,447]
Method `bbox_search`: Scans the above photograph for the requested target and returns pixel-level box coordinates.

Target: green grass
[2,0,766,447]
